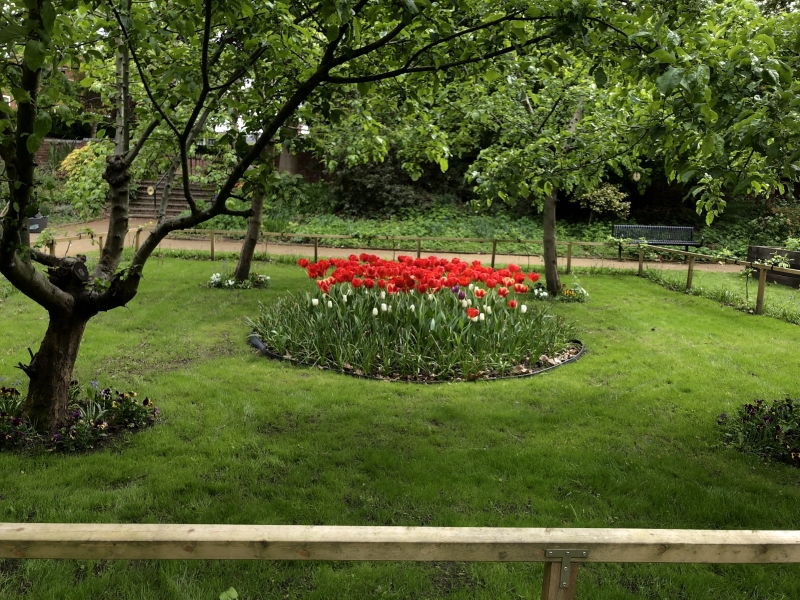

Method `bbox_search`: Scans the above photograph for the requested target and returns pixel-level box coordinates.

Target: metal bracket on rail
[545,549,589,589]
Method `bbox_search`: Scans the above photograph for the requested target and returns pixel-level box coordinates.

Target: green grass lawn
[1,259,800,599]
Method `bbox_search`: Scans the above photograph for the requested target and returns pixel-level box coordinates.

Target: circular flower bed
[248,254,580,382]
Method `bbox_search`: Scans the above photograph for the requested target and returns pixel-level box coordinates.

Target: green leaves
[593,67,607,88]
[0,24,28,45]
[219,588,238,600]
[649,49,676,64]
[24,40,46,71]
[655,67,684,96]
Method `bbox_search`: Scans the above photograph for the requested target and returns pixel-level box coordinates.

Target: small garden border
[247,333,584,384]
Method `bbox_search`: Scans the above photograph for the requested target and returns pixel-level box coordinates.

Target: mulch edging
[247,334,585,384]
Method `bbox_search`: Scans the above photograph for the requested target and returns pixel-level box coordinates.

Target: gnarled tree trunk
[22,313,90,431]
[543,187,560,295]
[233,186,265,281]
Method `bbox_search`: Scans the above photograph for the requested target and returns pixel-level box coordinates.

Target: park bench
[612,224,703,260]
[3,523,800,599]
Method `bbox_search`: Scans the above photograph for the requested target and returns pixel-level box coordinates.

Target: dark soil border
[247,334,584,384]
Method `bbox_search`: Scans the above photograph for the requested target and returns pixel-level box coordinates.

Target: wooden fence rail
[2,524,800,600]
[644,245,800,315]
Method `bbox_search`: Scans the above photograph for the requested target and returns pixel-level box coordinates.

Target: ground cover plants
[718,398,800,467]
[2,258,800,598]
[0,381,159,453]
[249,255,576,381]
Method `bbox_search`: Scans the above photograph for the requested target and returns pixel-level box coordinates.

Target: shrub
[248,255,577,381]
[60,141,113,220]
[208,272,271,289]
[60,141,145,220]
[718,398,800,467]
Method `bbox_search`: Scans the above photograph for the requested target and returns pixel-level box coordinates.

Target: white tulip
[486,305,493,315]
[468,283,474,290]
[542,292,548,298]
[430,318,436,329]
[342,294,348,303]
[479,313,485,322]
[381,303,388,312]
[467,299,472,306]
[410,304,415,312]
[388,305,392,313]
[327,300,333,308]
[461,299,468,308]
[521,304,527,314]
[312,298,319,307]
[372,307,379,316]
[380,291,386,299]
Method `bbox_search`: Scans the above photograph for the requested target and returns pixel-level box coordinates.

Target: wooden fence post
[210,232,216,261]
[491,240,497,269]
[756,266,767,315]
[314,237,318,262]
[98,236,104,252]
[566,243,573,274]
[686,256,695,291]
[638,246,644,276]
[48,241,55,256]
[417,238,421,259]
[541,562,579,600]
[134,230,141,252]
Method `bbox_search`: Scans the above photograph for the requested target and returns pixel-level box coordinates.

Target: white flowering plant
[207,271,271,290]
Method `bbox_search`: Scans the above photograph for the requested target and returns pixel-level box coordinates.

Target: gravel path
[37,218,743,273]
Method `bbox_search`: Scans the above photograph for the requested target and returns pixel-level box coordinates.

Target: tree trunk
[23,314,89,433]
[233,186,265,281]
[543,187,561,295]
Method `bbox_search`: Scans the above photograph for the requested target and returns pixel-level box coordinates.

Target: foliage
[786,237,800,251]
[31,227,57,250]
[52,382,160,453]
[207,272,270,290]
[60,141,114,220]
[719,398,800,467]
[0,386,38,450]
[575,183,631,222]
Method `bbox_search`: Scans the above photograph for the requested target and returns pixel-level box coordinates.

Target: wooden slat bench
[612,224,703,259]
[3,524,800,599]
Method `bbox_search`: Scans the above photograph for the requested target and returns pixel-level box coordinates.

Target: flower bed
[0,381,160,453]
[248,254,579,382]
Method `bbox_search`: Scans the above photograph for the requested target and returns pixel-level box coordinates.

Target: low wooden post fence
[2,524,800,599]
[646,245,800,315]
[637,246,644,276]
[566,242,573,275]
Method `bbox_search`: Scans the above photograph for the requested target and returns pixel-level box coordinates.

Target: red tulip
[498,287,509,298]
[364,278,375,289]
[475,288,486,298]
[298,258,309,268]
[508,299,518,309]
[352,278,363,289]
[527,272,540,282]
[508,263,521,273]
[467,308,479,319]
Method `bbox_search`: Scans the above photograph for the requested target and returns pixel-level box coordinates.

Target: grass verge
[1,260,800,599]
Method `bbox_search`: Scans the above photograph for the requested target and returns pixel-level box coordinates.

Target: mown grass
[639,267,800,325]
[1,259,800,599]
